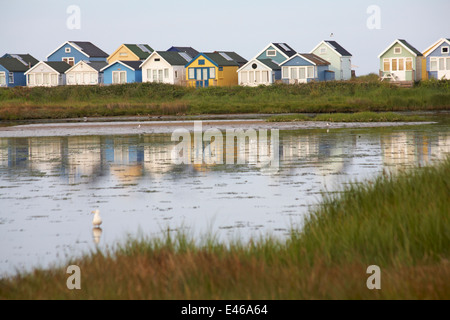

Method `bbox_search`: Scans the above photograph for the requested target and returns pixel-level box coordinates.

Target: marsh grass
[0,80,449,120]
[266,112,427,122]
[1,158,449,299]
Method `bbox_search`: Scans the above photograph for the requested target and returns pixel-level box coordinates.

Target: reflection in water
[0,124,449,277]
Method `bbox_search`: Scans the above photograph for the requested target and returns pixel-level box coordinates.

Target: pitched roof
[378,39,423,58]
[397,39,423,56]
[1,54,39,67]
[157,51,193,65]
[299,53,330,65]
[204,53,240,66]
[258,59,281,70]
[214,51,248,67]
[167,46,199,58]
[118,60,143,70]
[86,61,109,71]
[45,61,72,73]
[323,40,352,56]
[423,38,450,57]
[272,43,297,57]
[124,44,153,60]
[70,41,109,58]
[0,57,30,72]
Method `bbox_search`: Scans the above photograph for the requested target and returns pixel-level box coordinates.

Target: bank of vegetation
[1,157,449,299]
[0,78,449,120]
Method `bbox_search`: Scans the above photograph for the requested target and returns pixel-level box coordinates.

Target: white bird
[91,209,102,228]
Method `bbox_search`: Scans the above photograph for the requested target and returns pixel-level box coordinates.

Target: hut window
[51,74,57,85]
[262,71,269,82]
[391,59,397,71]
[0,72,5,86]
[241,71,248,83]
[155,58,160,62]
[320,47,327,54]
[307,66,314,78]
[405,58,413,71]
[430,58,437,71]
[439,58,445,71]
[282,67,289,78]
[120,53,128,56]
[442,47,449,54]
[65,47,71,53]
[27,74,34,85]
[290,68,297,79]
[398,58,404,71]
[147,69,152,80]
[164,68,169,79]
[198,59,205,65]
[447,58,450,70]
[383,59,390,71]
[266,50,276,57]
[299,68,306,80]
[394,47,401,54]
[175,71,178,78]
[9,72,14,84]
[63,57,75,66]
[219,67,223,71]
[209,67,216,78]
[252,63,257,69]
[188,68,195,79]
[90,73,97,83]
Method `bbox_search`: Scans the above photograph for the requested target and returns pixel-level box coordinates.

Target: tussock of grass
[1,157,449,299]
[266,112,427,122]
[0,80,449,120]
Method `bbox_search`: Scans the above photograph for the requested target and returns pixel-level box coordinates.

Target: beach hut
[107,44,153,64]
[167,46,199,59]
[422,38,450,80]
[0,58,32,87]
[185,52,240,87]
[252,43,297,65]
[24,61,71,87]
[310,40,352,80]
[280,53,333,83]
[140,51,193,85]
[237,59,281,86]
[46,41,108,66]
[378,39,423,82]
[65,60,108,85]
[101,60,142,85]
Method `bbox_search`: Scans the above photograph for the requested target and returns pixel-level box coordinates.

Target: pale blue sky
[1,0,449,75]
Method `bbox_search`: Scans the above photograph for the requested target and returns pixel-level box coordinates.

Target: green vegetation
[0,79,449,120]
[1,157,449,299]
[266,111,427,122]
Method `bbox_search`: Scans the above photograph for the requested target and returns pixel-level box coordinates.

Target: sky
[1,0,449,75]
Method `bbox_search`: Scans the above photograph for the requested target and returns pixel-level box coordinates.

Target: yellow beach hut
[185,52,241,87]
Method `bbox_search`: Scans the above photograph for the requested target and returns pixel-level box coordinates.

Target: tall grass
[1,157,449,299]
[0,80,449,120]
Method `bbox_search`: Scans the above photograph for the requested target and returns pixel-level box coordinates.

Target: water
[0,117,449,277]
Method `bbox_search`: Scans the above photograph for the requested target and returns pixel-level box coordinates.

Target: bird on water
[91,209,102,228]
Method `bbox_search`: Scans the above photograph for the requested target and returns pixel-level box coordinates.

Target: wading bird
[91,209,102,228]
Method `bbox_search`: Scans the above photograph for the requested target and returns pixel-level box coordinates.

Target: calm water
[1,117,449,277]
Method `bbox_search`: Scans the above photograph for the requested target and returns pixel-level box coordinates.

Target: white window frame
[188,68,195,79]
[282,66,289,78]
[438,57,445,71]
[65,47,71,53]
[430,58,437,72]
[0,72,6,86]
[62,57,75,66]
[112,71,127,84]
[9,72,14,84]
[394,47,402,54]
[266,50,276,57]
[320,47,327,55]
[441,46,449,54]
[209,67,216,79]
[164,68,169,79]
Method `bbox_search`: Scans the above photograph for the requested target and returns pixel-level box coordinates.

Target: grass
[0,79,450,120]
[1,157,449,299]
[266,111,428,122]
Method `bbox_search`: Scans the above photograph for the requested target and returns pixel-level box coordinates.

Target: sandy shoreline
[0,119,434,138]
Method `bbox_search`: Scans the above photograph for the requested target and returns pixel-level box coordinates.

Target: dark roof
[167,46,199,59]
[398,39,423,56]
[124,44,153,59]
[1,54,39,67]
[298,53,330,66]
[157,51,192,65]
[86,61,109,71]
[324,40,352,56]
[214,51,248,67]
[118,60,142,70]
[70,41,109,58]
[204,53,239,67]
[0,58,30,72]
[45,61,72,73]
[272,43,297,57]
[258,59,280,70]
